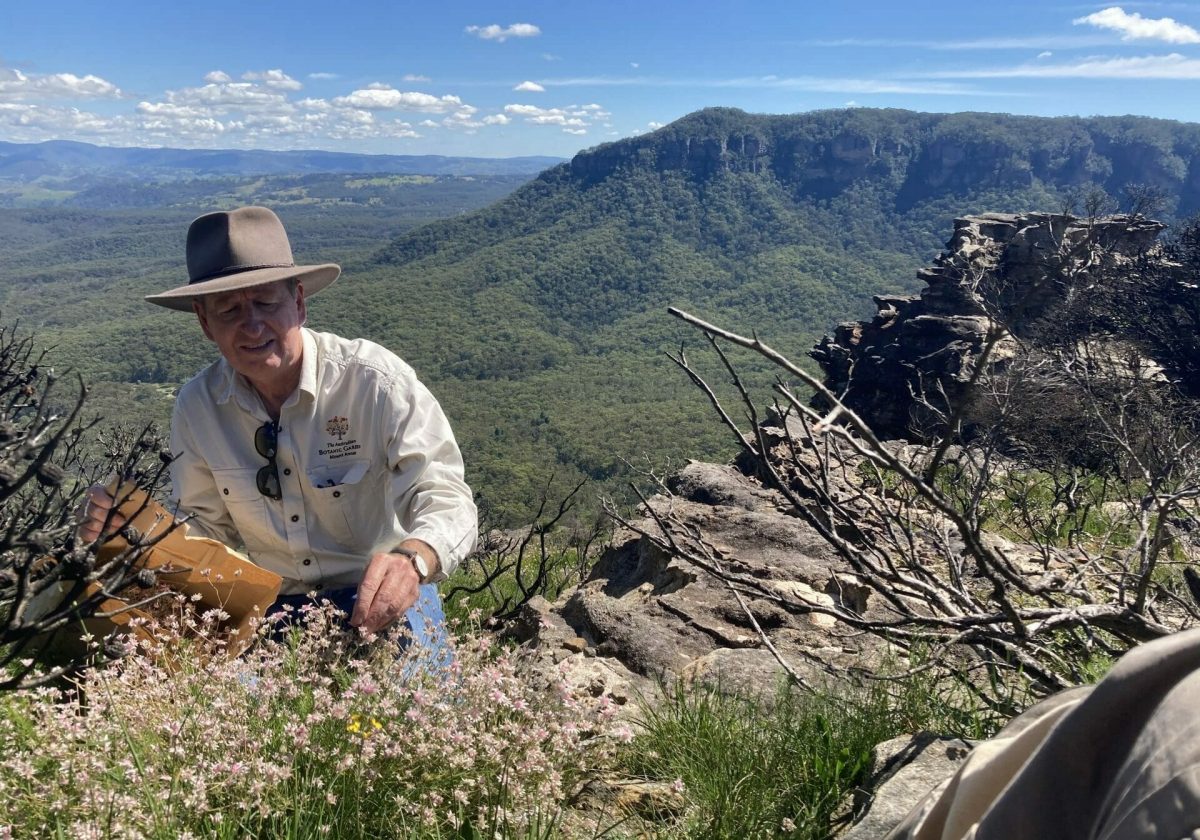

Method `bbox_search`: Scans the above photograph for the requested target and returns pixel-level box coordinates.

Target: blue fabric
[265,582,453,677]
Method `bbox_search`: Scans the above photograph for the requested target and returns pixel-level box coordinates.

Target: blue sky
[5,1,1200,158]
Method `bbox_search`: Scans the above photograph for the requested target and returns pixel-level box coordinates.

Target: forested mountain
[374,107,1200,355]
[4,107,1200,520]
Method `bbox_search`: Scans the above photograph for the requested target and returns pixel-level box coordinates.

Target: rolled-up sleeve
[383,372,478,578]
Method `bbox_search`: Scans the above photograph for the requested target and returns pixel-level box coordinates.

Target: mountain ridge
[0,138,564,179]
[565,107,1200,211]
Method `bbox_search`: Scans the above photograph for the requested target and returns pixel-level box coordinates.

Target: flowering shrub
[0,602,624,838]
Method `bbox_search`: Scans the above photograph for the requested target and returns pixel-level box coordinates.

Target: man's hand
[75,484,127,545]
[350,541,439,635]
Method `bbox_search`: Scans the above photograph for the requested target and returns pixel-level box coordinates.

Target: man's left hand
[350,542,437,635]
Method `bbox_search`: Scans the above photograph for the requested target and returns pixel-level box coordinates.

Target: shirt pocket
[210,467,271,551]
[306,460,378,550]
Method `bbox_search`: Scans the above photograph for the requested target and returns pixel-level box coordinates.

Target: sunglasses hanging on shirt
[255,420,282,500]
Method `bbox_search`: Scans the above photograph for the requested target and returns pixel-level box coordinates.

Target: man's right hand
[75,484,127,545]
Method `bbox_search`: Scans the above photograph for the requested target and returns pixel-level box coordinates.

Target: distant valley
[5,107,1200,521]
[0,138,560,211]
[0,138,561,180]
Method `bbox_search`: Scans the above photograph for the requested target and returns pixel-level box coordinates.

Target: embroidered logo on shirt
[325,416,349,441]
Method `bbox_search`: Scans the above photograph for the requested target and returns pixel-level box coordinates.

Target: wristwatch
[393,546,430,584]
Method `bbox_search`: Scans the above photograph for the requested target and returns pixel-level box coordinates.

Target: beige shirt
[168,328,477,595]
[888,626,1200,840]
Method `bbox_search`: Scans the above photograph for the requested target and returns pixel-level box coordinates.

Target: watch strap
[392,546,430,583]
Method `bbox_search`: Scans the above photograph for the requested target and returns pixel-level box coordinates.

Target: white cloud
[136,101,208,118]
[465,23,541,42]
[647,121,664,129]
[563,128,587,135]
[378,120,419,139]
[0,68,123,101]
[308,72,339,80]
[241,69,303,90]
[504,102,601,128]
[0,102,123,135]
[402,74,431,82]
[0,67,527,150]
[542,53,561,61]
[332,87,468,112]
[928,52,1200,78]
[167,81,289,110]
[1038,51,1053,59]
[631,62,640,69]
[1073,7,1200,44]
[514,80,545,92]
[442,111,484,130]
[505,103,545,116]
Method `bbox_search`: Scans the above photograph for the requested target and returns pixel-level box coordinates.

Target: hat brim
[145,263,341,312]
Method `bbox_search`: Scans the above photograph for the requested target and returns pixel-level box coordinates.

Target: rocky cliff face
[810,212,1166,442]
[563,109,1200,213]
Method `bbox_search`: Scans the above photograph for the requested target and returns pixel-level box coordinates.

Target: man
[78,205,477,640]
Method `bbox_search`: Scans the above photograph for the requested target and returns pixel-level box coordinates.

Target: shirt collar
[213,357,237,406]
[296,327,318,401]
[211,327,318,413]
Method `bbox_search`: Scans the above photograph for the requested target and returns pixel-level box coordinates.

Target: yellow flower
[345,714,382,739]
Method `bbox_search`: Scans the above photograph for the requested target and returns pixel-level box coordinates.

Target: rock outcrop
[837,734,974,840]
[810,212,1166,441]
[510,456,881,704]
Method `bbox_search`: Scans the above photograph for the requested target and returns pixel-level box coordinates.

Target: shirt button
[284,468,291,476]
[303,558,312,566]
[222,488,229,495]
[333,490,341,498]
[290,514,299,523]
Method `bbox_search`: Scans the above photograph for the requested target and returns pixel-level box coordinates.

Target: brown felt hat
[145,205,341,311]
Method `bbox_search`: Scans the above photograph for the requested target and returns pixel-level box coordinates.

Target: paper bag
[37,484,281,660]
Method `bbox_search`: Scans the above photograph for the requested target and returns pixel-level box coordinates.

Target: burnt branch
[0,319,176,691]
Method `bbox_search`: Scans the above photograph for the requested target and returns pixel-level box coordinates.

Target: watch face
[412,553,429,580]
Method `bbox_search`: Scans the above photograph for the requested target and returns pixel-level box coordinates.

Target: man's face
[193,280,307,389]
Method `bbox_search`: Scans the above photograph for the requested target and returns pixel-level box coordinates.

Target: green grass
[617,673,998,840]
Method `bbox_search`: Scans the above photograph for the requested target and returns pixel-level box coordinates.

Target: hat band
[190,262,296,285]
